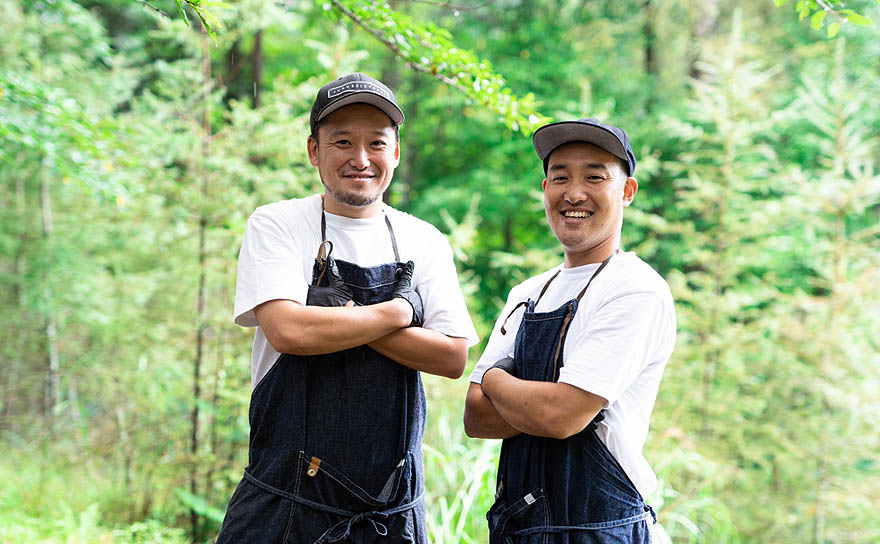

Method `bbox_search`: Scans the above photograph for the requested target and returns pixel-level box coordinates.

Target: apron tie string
[243,471,424,544]
[316,511,389,543]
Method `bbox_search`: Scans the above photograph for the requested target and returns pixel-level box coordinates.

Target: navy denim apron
[488,256,656,544]
[218,208,426,544]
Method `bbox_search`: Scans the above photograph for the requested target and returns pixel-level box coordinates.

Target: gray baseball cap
[533,118,636,176]
[309,72,405,133]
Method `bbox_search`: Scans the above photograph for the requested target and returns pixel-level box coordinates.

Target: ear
[307,136,319,167]
[622,177,638,207]
[542,177,548,191]
[392,139,401,168]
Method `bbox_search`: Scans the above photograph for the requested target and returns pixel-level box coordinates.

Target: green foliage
[775,0,876,36]
[2,0,878,542]
[325,0,549,134]
[422,375,499,543]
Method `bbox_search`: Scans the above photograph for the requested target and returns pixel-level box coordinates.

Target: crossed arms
[463,369,607,440]
[254,299,468,379]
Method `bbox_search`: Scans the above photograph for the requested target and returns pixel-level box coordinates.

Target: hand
[392,261,424,327]
[488,357,516,378]
[306,260,354,307]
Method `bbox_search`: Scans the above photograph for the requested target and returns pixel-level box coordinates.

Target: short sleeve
[414,232,479,346]
[557,290,674,404]
[233,208,309,327]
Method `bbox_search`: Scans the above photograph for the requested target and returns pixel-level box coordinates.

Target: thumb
[344,299,355,308]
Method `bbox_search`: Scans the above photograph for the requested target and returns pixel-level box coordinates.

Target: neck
[322,196,383,219]
[562,239,619,268]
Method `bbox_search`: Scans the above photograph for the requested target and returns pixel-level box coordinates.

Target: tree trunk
[252,30,263,108]
[642,0,657,77]
[392,68,422,209]
[41,161,60,438]
[688,0,719,80]
[205,323,225,492]
[382,54,402,205]
[2,175,28,432]
[190,20,212,541]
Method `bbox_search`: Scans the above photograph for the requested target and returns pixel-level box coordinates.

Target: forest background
[1,0,879,542]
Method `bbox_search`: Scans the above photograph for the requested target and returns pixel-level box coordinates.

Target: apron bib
[488,256,655,544]
[218,207,427,544]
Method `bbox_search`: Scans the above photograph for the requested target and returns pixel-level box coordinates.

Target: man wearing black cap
[464,119,675,543]
[217,73,478,543]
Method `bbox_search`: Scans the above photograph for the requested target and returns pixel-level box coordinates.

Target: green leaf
[176,0,190,25]
[201,1,235,8]
[810,10,826,29]
[840,9,874,26]
[827,21,840,37]
[198,6,223,29]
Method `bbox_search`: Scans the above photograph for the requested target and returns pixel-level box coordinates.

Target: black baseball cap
[532,118,636,176]
[309,72,405,133]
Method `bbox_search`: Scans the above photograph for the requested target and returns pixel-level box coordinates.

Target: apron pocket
[487,488,550,543]
[284,450,418,544]
[218,477,295,543]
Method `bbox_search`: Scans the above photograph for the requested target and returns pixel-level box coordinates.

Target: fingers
[344,299,355,308]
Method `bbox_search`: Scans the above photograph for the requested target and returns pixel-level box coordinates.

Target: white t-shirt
[235,194,479,388]
[470,252,675,497]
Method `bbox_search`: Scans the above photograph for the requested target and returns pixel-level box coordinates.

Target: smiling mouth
[562,210,593,218]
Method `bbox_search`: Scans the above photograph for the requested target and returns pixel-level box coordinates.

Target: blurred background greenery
[1,0,878,542]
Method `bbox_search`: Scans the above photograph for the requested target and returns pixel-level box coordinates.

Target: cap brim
[533,121,627,162]
[314,93,405,127]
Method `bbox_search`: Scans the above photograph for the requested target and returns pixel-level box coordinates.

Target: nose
[563,182,588,204]
[348,145,370,169]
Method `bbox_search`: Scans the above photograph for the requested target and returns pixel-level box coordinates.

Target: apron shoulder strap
[552,252,615,379]
[384,213,400,262]
[574,253,613,303]
[318,199,400,262]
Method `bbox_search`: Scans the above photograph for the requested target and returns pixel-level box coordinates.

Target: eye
[587,175,606,182]
[334,139,351,147]
[551,176,568,183]
[371,140,388,148]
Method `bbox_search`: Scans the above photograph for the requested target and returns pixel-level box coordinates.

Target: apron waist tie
[509,505,656,537]
[243,470,425,543]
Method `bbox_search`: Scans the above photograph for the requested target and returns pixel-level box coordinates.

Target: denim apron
[218,207,426,544]
[488,255,656,544]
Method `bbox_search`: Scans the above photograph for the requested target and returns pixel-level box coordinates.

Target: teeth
[564,211,591,218]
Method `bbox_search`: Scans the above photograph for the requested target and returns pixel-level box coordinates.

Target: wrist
[481,367,505,398]
[388,298,413,328]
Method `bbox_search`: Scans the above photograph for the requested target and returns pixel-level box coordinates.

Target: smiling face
[307,103,400,218]
[542,142,638,267]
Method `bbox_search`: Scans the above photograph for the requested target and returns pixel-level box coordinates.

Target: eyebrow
[548,162,612,172]
[326,129,392,138]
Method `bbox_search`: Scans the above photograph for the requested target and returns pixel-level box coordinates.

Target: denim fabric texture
[489,294,654,544]
[218,227,427,543]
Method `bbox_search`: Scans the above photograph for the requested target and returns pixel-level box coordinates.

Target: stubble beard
[322,181,382,208]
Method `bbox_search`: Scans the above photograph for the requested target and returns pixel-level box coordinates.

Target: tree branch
[410,0,490,13]
[328,0,468,94]
[138,0,170,18]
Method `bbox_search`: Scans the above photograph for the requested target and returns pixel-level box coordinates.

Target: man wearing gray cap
[217,72,478,543]
[464,118,675,543]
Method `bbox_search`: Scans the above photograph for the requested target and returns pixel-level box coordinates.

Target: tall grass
[2,372,735,543]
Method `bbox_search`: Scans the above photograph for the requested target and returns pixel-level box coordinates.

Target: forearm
[368,328,468,378]
[255,299,411,355]
[463,382,521,439]
[480,369,605,439]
